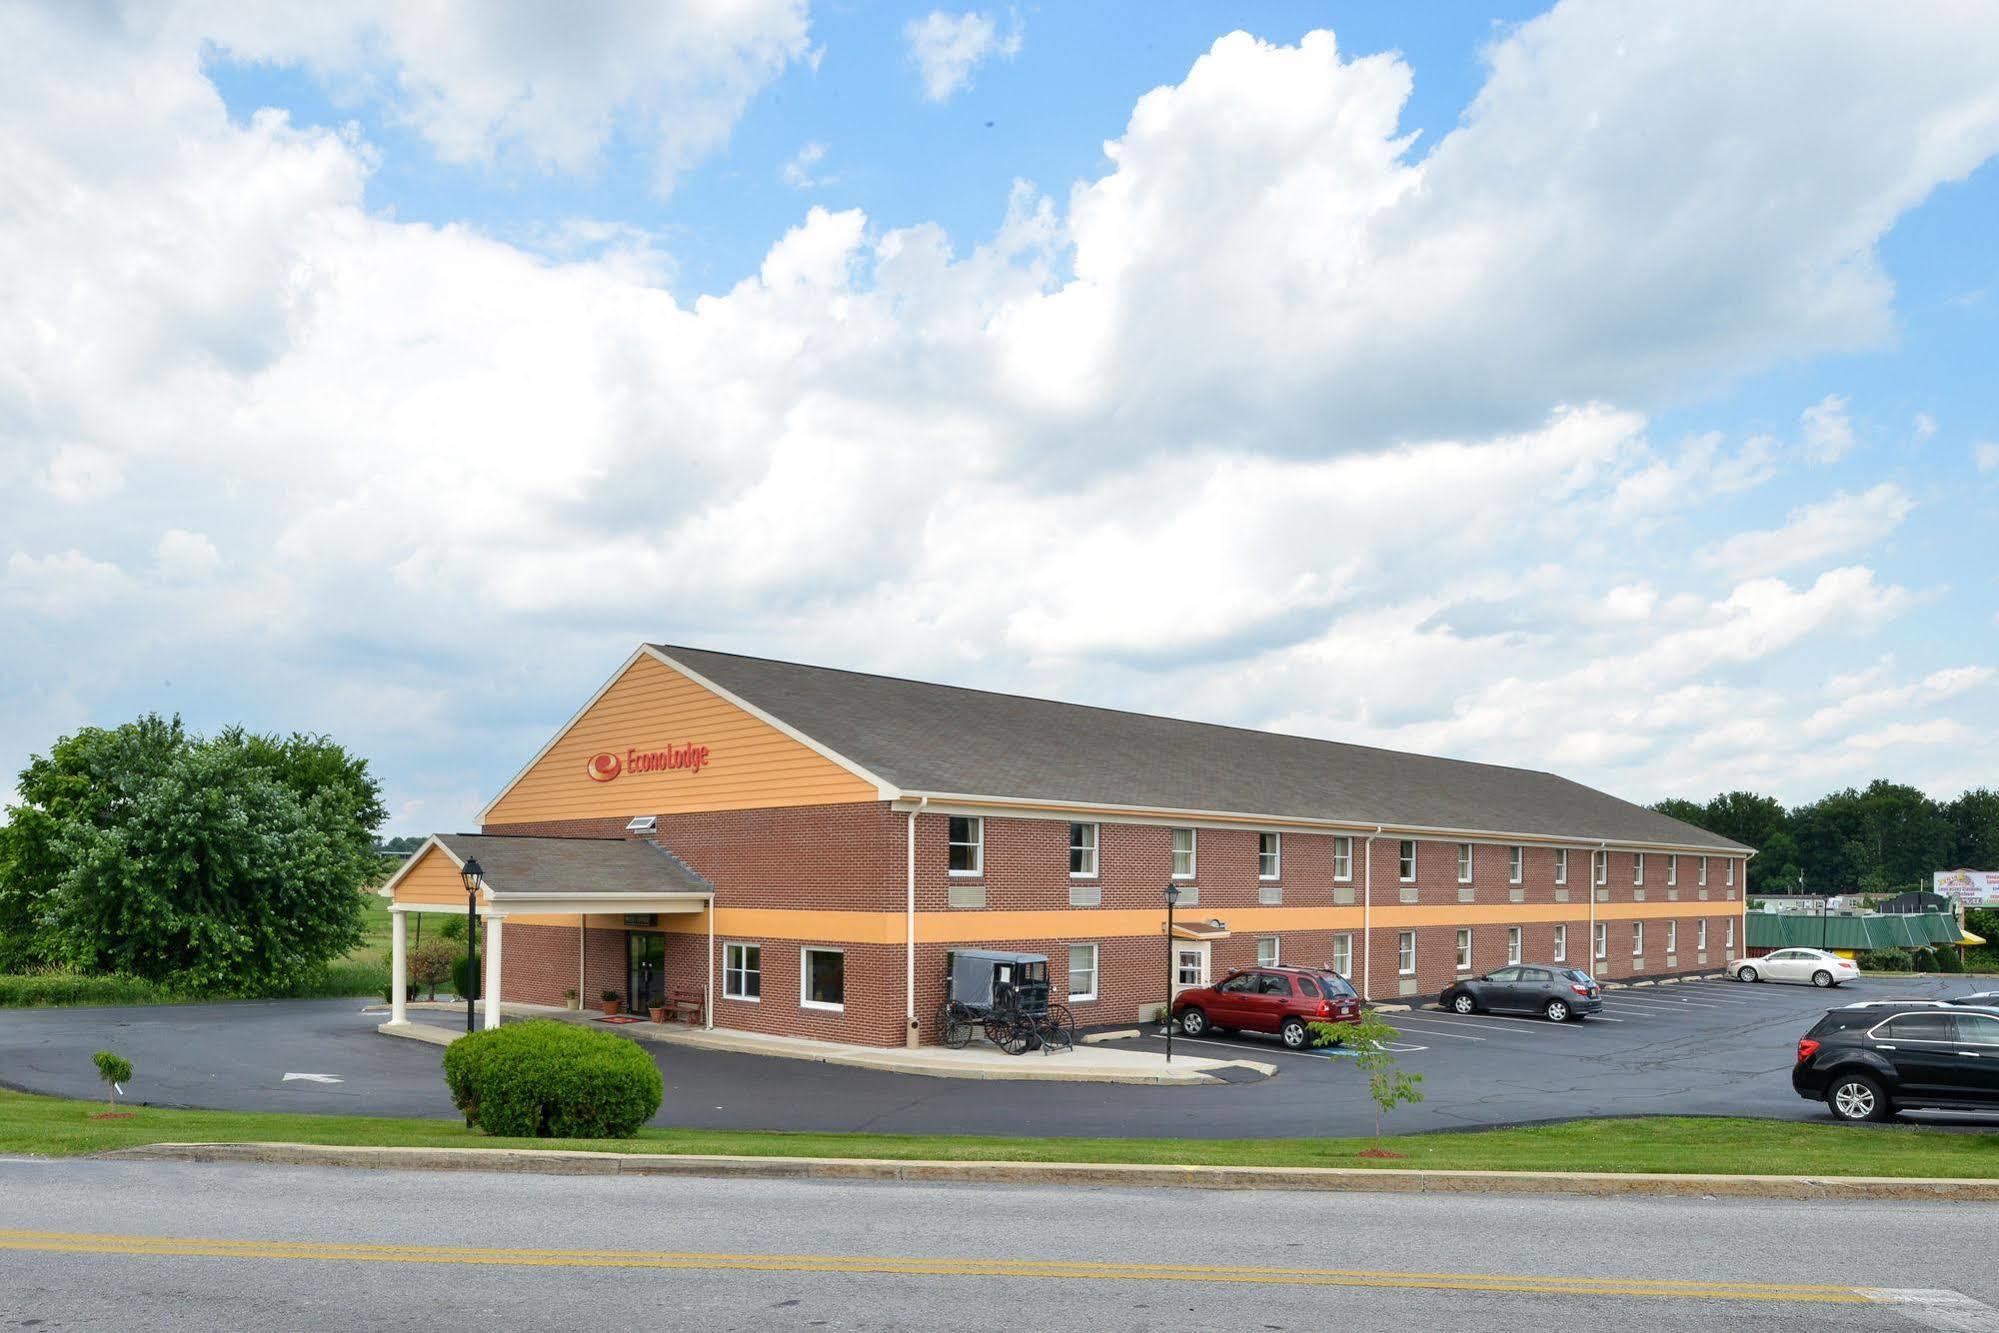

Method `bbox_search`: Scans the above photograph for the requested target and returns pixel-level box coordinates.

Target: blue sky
[2,1,1996,836]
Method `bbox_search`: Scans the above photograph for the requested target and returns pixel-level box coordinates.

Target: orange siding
[391,843,470,907]
[483,653,879,825]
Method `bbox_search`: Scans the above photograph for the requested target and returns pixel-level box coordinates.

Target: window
[1554,848,1568,885]
[1457,843,1474,883]
[1258,832,1281,880]
[1398,931,1417,975]
[1876,1014,1957,1043]
[1957,1013,1999,1046]
[1068,822,1098,877]
[1667,855,1677,887]
[1067,944,1098,1002]
[1634,853,1645,886]
[1171,827,1196,879]
[1333,835,1353,882]
[1726,859,1735,886]
[1218,973,1256,994]
[1176,948,1205,987]
[1398,840,1417,881]
[1507,926,1522,965]
[1698,919,1708,950]
[947,816,982,875]
[1296,974,1321,999]
[1632,922,1644,956]
[1332,933,1353,977]
[1508,846,1523,884]
[1667,921,1678,955]
[1593,849,1607,885]
[801,947,844,1010]
[1259,973,1293,996]
[1455,928,1473,971]
[1594,923,1608,960]
[723,943,761,1001]
[1553,924,1568,962]
[1699,856,1708,886]
[1725,918,1735,948]
[1257,937,1280,968]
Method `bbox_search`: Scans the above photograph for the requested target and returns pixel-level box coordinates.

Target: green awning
[1745,911,1962,951]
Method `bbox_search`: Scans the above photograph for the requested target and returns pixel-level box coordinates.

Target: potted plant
[563,988,580,1011]
[648,997,668,1023]
[599,989,622,1016]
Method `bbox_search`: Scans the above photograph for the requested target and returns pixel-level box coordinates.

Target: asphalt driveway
[3,974,1993,1138]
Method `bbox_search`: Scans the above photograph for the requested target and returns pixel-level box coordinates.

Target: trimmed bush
[450,955,480,1002]
[442,1020,662,1139]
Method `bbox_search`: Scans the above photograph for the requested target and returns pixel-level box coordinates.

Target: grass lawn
[4,1088,1995,1176]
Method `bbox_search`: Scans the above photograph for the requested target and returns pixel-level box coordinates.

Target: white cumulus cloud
[1699,483,1913,578]
[905,9,1021,102]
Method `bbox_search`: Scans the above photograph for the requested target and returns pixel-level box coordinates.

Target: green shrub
[442,1020,661,1139]
[451,955,480,1002]
[1856,949,1913,973]
[1933,947,1964,974]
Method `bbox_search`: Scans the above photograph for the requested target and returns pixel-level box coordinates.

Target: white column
[390,909,408,1025]
[483,914,504,1030]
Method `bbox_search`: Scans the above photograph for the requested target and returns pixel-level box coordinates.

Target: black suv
[1792,1002,1999,1121]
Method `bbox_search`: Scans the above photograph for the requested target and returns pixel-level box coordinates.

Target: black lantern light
[460,856,483,1033]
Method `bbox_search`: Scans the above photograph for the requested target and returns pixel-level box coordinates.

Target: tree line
[1651,780,1999,897]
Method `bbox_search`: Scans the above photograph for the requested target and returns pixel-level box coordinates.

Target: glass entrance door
[627,932,665,1014]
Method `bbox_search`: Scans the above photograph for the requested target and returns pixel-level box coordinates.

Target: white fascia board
[888,793,1749,858]
[644,646,902,799]
[375,835,460,899]
[484,892,712,917]
[473,647,652,826]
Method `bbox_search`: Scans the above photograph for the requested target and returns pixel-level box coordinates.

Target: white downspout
[906,796,927,1048]
[1363,827,1380,1002]
[706,893,716,1030]
[1593,841,1606,975]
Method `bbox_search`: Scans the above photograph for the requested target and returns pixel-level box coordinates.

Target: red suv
[1172,967,1362,1049]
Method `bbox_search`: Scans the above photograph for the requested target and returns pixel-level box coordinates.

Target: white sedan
[1731,948,1859,987]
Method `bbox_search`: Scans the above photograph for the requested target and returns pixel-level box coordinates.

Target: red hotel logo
[586,743,710,783]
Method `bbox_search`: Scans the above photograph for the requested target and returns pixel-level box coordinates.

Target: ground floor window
[1632,922,1644,956]
[1332,933,1353,977]
[1256,936,1280,967]
[1397,931,1416,975]
[1594,923,1607,959]
[1667,921,1678,955]
[1725,918,1735,948]
[801,947,844,1010]
[1698,920,1708,950]
[1067,943,1098,1001]
[1553,924,1567,961]
[1454,928,1472,971]
[723,942,761,1001]
[1507,926,1522,965]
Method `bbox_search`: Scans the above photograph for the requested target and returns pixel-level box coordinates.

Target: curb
[97,1142,1999,1201]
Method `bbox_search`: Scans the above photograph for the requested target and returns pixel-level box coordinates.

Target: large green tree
[0,714,384,992]
[1947,789,1999,869]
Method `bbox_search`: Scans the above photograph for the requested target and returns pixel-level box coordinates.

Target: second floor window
[1634,853,1645,886]
[947,816,982,875]
[1069,822,1098,876]
[1258,832,1281,879]
[1171,827,1196,878]
[1593,849,1607,885]
[1457,843,1474,883]
[1508,846,1523,884]
[1667,855,1677,887]
[1398,840,1417,881]
[1333,835,1353,881]
[1699,856,1708,886]
[1554,848,1568,884]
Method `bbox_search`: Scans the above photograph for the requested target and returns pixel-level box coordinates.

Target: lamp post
[1164,884,1180,1063]
[461,857,484,1034]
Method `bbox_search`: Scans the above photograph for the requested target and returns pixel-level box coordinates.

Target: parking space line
[1403,1010,1578,1034]
[1600,991,1733,1009]
[1367,1018,1486,1041]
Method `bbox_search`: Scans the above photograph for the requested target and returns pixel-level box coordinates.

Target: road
[3,1157,1996,1330]
[3,976,1995,1137]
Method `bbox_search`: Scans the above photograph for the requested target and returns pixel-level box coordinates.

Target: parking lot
[2,973,1993,1139]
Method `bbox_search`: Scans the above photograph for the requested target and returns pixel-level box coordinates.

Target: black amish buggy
[936,949,1075,1054]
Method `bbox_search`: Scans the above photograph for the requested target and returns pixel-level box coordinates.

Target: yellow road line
[0,1230,1865,1302]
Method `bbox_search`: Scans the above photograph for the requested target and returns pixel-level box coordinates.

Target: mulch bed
[1355,1148,1406,1159]
[598,1015,643,1025]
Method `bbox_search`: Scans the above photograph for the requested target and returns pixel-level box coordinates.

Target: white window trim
[1727,859,1735,886]
[1333,933,1353,978]
[1667,855,1677,887]
[1068,822,1099,878]
[800,946,845,1012]
[1699,856,1708,886]
[1594,850,1607,886]
[1507,926,1522,965]
[1399,840,1417,883]
[1726,919,1736,947]
[1595,923,1608,959]
[722,941,761,1003]
[1634,852,1645,886]
[1554,848,1568,886]
[1667,921,1678,955]
[1333,835,1353,883]
[1258,831,1282,881]
[1067,943,1099,1002]
[1553,924,1567,962]
[1698,920,1708,949]
[1454,928,1473,971]
[1508,846,1523,885]
[1171,827,1197,880]
[1257,937,1281,968]
[947,816,983,878]
[1397,931,1417,975]
[1457,842,1474,884]
[1632,922,1644,956]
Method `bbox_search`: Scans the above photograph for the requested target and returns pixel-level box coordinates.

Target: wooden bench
[662,986,705,1025]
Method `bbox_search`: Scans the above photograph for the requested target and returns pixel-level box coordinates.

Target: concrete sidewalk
[374,1003,1274,1085]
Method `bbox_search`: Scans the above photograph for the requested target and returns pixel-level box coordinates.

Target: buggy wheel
[994,1017,1035,1055]
[936,1001,974,1049]
[1041,1004,1076,1052]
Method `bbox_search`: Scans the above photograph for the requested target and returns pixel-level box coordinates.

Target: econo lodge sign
[586,743,711,783]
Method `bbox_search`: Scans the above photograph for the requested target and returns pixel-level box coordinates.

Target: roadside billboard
[1933,869,1999,908]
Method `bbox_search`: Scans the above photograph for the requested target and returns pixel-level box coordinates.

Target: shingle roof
[437,833,712,898]
[651,645,1751,853]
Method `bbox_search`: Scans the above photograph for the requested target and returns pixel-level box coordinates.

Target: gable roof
[435,833,712,898]
[650,644,1751,853]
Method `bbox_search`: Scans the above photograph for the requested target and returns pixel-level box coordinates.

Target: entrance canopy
[381,832,713,917]
[1170,918,1232,941]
